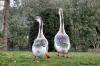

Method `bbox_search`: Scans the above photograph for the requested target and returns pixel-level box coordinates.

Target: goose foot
[36,60,40,63]
[32,55,36,61]
[57,52,60,57]
[33,56,40,63]
[65,53,71,58]
[46,53,50,59]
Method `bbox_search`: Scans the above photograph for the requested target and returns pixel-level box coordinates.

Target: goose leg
[57,52,60,56]
[35,57,40,63]
[62,52,65,57]
[66,52,70,58]
[32,55,36,61]
[64,53,67,58]
[46,53,50,59]
[33,56,40,63]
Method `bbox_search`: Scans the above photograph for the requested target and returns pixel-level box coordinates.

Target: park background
[0,0,100,66]
[1,0,100,52]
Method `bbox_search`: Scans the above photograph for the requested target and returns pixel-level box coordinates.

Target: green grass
[0,51,100,66]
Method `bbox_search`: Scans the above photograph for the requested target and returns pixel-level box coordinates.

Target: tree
[2,0,99,51]
[3,0,10,50]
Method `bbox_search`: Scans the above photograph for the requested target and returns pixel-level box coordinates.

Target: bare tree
[3,0,10,50]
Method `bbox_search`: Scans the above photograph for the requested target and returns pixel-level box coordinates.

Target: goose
[32,16,50,59]
[54,8,70,57]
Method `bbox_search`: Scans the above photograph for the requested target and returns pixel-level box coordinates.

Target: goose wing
[34,39,48,47]
[55,35,70,47]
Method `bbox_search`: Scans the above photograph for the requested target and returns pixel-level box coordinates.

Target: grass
[0,51,100,66]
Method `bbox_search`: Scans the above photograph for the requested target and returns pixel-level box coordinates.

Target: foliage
[1,0,100,51]
[68,0,100,50]
[8,14,29,50]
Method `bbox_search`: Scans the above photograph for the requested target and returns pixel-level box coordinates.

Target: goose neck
[37,20,44,38]
[59,10,65,34]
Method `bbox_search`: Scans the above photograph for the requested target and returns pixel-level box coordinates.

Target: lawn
[0,51,100,66]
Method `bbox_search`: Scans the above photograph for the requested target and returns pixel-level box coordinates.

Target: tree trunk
[3,0,10,50]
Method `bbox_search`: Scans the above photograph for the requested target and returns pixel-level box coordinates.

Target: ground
[0,51,100,66]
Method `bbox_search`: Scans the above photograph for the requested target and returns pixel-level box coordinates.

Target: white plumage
[54,33,70,53]
[32,16,49,58]
[32,38,48,57]
[54,8,70,56]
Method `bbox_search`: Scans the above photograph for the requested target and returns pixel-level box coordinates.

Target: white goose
[32,16,50,58]
[54,8,70,57]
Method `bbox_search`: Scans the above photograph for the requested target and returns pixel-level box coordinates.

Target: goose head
[35,16,42,24]
[35,16,44,38]
[58,8,63,15]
